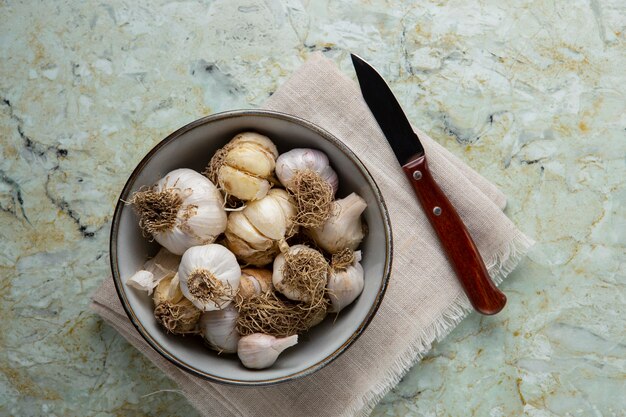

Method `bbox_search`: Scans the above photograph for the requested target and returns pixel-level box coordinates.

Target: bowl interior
[112,110,391,384]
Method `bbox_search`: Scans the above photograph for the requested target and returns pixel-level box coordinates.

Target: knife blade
[351,53,506,315]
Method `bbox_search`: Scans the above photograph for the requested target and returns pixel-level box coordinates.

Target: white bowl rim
[109,109,393,386]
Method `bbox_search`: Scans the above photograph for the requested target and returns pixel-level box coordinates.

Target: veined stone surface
[0,0,624,416]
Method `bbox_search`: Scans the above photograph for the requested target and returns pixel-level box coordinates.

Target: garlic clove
[275,148,339,194]
[237,333,298,369]
[178,244,241,311]
[328,251,364,312]
[218,165,271,201]
[271,188,297,223]
[224,142,275,178]
[153,272,184,306]
[243,193,288,240]
[126,270,157,294]
[223,232,280,267]
[238,268,273,299]
[200,304,240,353]
[308,192,367,253]
[226,211,273,249]
[230,132,278,159]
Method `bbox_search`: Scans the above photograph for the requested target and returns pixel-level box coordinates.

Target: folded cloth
[92,52,533,417]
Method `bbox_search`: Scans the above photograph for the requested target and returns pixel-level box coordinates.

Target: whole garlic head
[211,132,278,201]
[328,251,364,313]
[130,168,227,255]
[272,244,328,302]
[178,244,241,311]
[308,192,367,253]
[223,189,297,266]
[237,333,298,369]
[200,304,240,353]
[275,148,339,195]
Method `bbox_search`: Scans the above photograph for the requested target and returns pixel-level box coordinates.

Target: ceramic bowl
[110,110,392,385]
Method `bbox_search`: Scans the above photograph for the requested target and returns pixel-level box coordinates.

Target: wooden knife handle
[402,155,506,315]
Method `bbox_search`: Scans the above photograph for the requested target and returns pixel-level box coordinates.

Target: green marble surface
[0,0,624,416]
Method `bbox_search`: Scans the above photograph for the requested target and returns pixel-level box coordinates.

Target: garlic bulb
[130,168,227,255]
[272,244,328,302]
[275,148,339,194]
[200,304,240,353]
[178,244,241,311]
[223,189,297,266]
[237,333,298,369]
[207,132,278,201]
[153,273,201,335]
[328,251,364,313]
[308,193,367,253]
[238,268,273,299]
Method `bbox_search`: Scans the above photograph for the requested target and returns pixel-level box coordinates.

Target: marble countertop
[1,0,624,416]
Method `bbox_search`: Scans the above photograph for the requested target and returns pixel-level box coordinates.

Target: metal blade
[351,54,424,165]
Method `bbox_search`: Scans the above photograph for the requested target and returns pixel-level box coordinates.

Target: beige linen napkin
[92,53,533,417]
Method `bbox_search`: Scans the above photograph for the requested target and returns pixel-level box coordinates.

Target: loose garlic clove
[272,244,328,302]
[178,244,241,311]
[126,270,157,294]
[275,148,339,195]
[237,333,298,369]
[238,268,273,299]
[208,132,278,201]
[223,190,297,266]
[308,193,367,253]
[200,304,240,353]
[328,251,364,313]
[130,168,227,255]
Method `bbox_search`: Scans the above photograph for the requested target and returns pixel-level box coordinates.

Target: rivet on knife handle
[403,155,506,315]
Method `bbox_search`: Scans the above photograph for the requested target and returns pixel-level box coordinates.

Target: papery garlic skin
[143,248,181,283]
[140,168,227,255]
[238,268,273,299]
[275,148,339,195]
[200,304,240,353]
[126,270,157,294]
[308,193,367,253]
[328,251,364,313]
[178,244,241,311]
[223,189,296,266]
[217,132,278,201]
[237,333,298,369]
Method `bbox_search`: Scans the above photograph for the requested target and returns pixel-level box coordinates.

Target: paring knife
[351,54,506,315]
